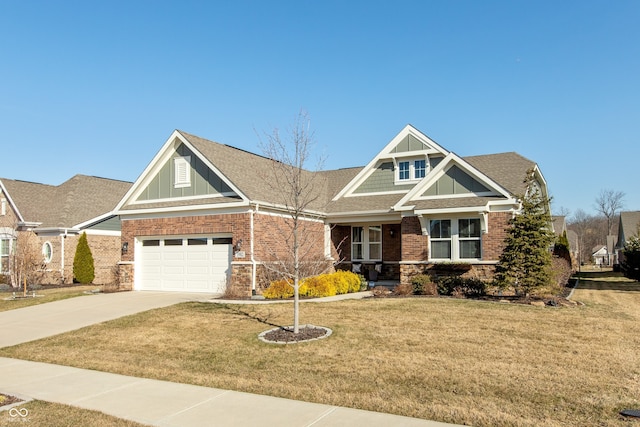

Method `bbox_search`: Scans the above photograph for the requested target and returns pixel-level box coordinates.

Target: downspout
[251,204,258,292]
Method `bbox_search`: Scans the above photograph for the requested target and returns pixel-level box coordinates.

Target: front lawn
[1,272,639,426]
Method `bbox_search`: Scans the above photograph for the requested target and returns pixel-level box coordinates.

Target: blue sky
[1,1,638,216]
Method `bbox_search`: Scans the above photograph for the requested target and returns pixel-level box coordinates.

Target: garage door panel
[139,237,231,293]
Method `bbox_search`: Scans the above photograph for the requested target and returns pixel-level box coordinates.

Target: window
[396,157,428,183]
[430,220,451,259]
[352,225,382,261]
[187,238,207,246]
[142,240,160,247]
[430,218,482,261]
[352,227,364,260]
[414,160,426,179]
[174,157,191,188]
[164,239,183,246]
[1,199,6,216]
[398,161,410,180]
[458,219,481,259]
[42,241,53,263]
[0,238,11,273]
[368,226,382,260]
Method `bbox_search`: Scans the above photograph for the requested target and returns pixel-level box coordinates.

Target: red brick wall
[483,212,511,261]
[331,225,350,262]
[401,216,428,261]
[253,213,325,262]
[383,224,401,261]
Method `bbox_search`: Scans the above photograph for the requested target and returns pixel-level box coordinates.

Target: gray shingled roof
[1,175,132,228]
[180,130,332,211]
[158,132,537,216]
[619,211,640,242]
[463,152,536,196]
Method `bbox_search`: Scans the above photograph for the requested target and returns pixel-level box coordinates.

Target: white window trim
[351,225,383,261]
[1,199,6,216]
[394,156,428,184]
[42,241,53,263]
[174,156,191,188]
[429,218,482,261]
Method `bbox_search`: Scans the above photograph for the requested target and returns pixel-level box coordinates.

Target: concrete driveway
[0,291,216,348]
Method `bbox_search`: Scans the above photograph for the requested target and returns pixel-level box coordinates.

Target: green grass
[0,285,98,312]
[1,272,639,426]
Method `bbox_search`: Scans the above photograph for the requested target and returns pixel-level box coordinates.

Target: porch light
[121,242,129,254]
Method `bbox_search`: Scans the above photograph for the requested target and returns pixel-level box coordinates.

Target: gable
[422,165,491,197]
[391,134,430,153]
[353,162,415,194]
[136,143,235,202]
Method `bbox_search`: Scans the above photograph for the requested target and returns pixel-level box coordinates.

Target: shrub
[263,279,294,299]
[73,232,95,284]
[303,276,337,298]
[393,283,413,296]
[333,270,362,293]
[358,274,368,291]
[411,274,436,295]
[331,272,350,295]
[436,276,486,297]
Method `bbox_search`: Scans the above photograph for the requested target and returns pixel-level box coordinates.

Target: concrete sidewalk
[0,358,459,427]
[0,291,463,426]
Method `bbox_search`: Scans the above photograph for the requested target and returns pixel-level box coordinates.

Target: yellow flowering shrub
[302,275,337,297]
[263,270,366,299]
[262,279,294,299]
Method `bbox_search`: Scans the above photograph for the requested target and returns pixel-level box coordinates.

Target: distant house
[592,239,615,267]
[0,175,132,285]
[615,211,640,267]
[114,125,552,296]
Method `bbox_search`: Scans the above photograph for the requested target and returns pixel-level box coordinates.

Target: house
[615,211,640,266]
[0,175,132,285]
[115,125,550,296]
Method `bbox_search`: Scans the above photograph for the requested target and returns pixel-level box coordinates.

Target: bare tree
[9,230,43,296]
[594,189,625,236]
[568,209,607,265]
[258,110,328,333]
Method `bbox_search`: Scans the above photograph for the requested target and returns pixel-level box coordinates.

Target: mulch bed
[0,393,23,407]
[261,325,331,343]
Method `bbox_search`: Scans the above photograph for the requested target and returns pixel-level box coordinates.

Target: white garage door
[138,236,232,293]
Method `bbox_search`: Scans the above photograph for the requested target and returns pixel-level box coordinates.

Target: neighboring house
[552,216,567,236]
[615,211,640,266]
[592,242,615,267]
[0,175,132,285]
[115,125,551,296]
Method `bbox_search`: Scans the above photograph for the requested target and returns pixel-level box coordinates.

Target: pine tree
[495,169,554,295]
[73,232,95,284]
[622,234,640,281]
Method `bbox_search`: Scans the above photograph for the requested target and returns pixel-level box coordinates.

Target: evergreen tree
[495,169,554,295]
[621,234,640,281]
[73,232,95,284]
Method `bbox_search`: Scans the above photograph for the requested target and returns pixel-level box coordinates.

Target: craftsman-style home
[115,125,549,296]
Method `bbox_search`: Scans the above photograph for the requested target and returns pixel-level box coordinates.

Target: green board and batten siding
[422,165,490,196]
[391,134,428,153]
[136,144,234,201]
